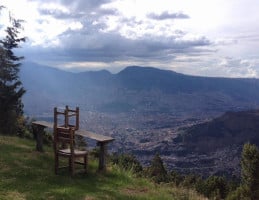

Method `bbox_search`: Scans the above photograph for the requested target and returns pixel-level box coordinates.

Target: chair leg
[55,154,59,175]
[84,154,87,173]
[69,157,72,173]
[70,156,75,176]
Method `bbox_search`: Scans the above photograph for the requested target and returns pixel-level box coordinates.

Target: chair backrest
[54,126,75,153]
[65,105,79,130]
[53,106,79,130]
[54,107,66,129]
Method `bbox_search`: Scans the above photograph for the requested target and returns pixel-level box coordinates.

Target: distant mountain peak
[118,66,178,75]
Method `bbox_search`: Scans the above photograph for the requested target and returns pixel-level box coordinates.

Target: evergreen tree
[241,143,259,200]
[0,7,26,134]
[148,153,168,183]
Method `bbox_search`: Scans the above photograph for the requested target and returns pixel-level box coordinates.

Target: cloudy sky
[1,0,259,77]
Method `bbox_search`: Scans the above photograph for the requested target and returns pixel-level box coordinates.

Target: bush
[196,176,228,199]
[16,116,33,139]
[170,170,184,186]
[182,174,201,188]
[110,153,143,175]
[226,186,250,200]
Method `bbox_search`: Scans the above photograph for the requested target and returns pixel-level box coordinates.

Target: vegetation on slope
[0,135,206,200]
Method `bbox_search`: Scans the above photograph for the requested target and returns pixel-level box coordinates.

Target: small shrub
[110,153,143,175]
[16,116,33,139]
[74,134,87,150]
[170,170,184,186]
[182,174,201,188]
[196,176,228,199]
[90,147,100,159]
[42,131,53,145]
[226,185,250,200]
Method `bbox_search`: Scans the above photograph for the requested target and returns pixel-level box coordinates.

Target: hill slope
[0,135,206,200]
[182,110,259,151]
[170,110,259,176]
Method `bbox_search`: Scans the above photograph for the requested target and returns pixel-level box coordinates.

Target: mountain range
[20,62,259,117]
[20,62,259,176]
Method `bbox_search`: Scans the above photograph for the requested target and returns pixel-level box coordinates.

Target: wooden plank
[32,121,54,129]
[32,120,115,142]
[76,130,114,143]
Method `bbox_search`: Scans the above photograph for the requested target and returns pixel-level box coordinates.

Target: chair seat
[58,148,87,156]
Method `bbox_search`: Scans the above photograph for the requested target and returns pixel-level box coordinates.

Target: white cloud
[68,21,83,31]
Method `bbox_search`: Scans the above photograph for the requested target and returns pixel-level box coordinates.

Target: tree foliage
[148,153,169,183]
[0,6,26,134]
[241,143,259,200]
[196,175,228,199]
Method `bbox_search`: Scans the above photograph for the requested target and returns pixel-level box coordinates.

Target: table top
[32,121,53,128]
[76,130,114,143]
[32,120,114,143]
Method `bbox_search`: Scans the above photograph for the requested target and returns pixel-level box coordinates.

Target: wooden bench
[32,120,114,171]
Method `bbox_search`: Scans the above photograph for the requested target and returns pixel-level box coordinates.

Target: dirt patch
[84,196,96,200]
[122,187,149,196]
[2,191,26,200]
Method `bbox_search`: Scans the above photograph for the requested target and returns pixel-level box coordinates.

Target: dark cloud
[96,8,119,16]
[58,0,113,13]
[38,8,85,19]
[29,0,112,10]
[119,17,144,28]
[23,0,212,70]
[37,0,118,21]
[22,27,212,65]
[147,11,190,20]
[30,0,116,19]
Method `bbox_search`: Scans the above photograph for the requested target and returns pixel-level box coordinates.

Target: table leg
[97,142,107,171]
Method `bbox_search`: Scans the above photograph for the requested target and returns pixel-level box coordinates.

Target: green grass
[0,135,207,200]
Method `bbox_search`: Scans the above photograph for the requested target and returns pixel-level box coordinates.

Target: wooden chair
[54,126,88,176]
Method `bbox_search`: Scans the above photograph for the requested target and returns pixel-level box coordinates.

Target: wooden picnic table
[32,121,114,171]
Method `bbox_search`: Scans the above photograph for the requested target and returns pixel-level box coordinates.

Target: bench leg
[33,125,44,152]
[98,142,107,172]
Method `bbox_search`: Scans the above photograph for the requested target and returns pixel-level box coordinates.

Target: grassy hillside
[0,135,206,200]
